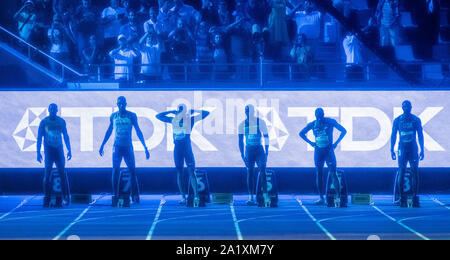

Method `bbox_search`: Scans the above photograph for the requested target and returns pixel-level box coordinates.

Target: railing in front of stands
[77,61,449,87]
[0,24,85,81]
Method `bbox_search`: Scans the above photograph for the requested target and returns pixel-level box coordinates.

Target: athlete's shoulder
[325,117,337,124]
[127,110,138,118]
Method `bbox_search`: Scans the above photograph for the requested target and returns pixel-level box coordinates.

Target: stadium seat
[422,63,443,80]
[401,12,417,27]
[433,44,450,61]
[441,27,450,43]
[395,45,417,62]
[441,10,449,27]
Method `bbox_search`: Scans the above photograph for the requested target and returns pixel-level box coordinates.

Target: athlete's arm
[99,115,114,157]
[156,111,176,123]
[260,119,270,158]
[191,109,210,124]
[62,120,72,161]
[36,120,44,163]
[299,123,315,148]
[132,113,150,160]
[417,118,425,160]
[333,120,347,149]
[390,118,399,160]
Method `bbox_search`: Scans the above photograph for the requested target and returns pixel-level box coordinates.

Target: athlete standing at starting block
[238,105,270,206]
[299,108,347,205]
[156,105,210,206]
[391,100,424,207]
[99,96,150,205]
[37,104,72,207]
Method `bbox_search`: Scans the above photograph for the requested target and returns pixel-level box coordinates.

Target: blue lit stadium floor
[0,195,449,240]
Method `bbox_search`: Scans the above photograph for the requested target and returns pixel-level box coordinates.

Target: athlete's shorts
[174,139,195,171]
[44,146,65,169]
[314,147,336,170]
[245,145,266,169]
[398,142,419,168]
[113,145,135,169]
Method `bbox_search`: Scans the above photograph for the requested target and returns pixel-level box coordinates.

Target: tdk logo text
[13,106,444,152]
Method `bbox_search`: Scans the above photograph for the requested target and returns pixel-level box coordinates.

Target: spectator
[268,0,292,60]
[53,0,75,18]
[343,31,364,81]
[102,0,127,53]
[120,11,143,49]
[143,7,161,35]
[290,33,313,80]
[212,32,229,79]
[136,0,151,26]
[167,18,194,80]
[48,14,71,73]
[14,1,37,42]
[82,35,105,79]
[292,1,322,46]
[226,11,252,80]
[415,0,440,60]
[139,26,163,81]
[247,0,271,27]
[109,34,138,81]
[168,18,194,63]
[375,0,400,47]
[171,0,202,30]
[217,1,232,28]
[200,0,220,26]
[195,21,213,79]
[74,0,98,57]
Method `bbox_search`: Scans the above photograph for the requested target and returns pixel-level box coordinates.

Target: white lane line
[230,204,243,241]
[0,196,35,221]
[146,197,166,241]
[429,197,450,211]
[53,195,101,240]
[296,197,336,240]
[372,205,430,240]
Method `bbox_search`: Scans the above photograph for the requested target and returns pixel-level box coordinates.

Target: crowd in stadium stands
[9,0,446,82]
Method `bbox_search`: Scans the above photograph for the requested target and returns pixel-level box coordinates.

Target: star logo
[256,107,289,151]
[13,108,47,152]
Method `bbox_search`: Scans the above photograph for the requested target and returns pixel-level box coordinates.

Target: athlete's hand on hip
[420,150,425,161]
[145,148,150,160]
[309,142,316,148]
[37,153,43,163]
[67,151,72,161]
[332,143,338,150]
[391,151,397,160]
[99,146,104,157]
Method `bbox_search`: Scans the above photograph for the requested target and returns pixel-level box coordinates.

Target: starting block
[394,169,420,208]
[46,169,70,208]
[212,193,234,204]
[115,169,132,208]
[256,169,279,208]
[187,169,211,207]
[326,170,348,208]
[351,194,373,205]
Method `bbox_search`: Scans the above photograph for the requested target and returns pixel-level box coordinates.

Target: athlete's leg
[314,149,326,201]
[43,149,54,201]
[174,143,186,201]
[409,146,420,197]
[326,149,340,196]
[112,146,123,198]
[245,147,257,203]
[185,143,197,199]
[398,149,408,199]
[54,148,68,201]
[256,146,268,194]
[123,146,139,201]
